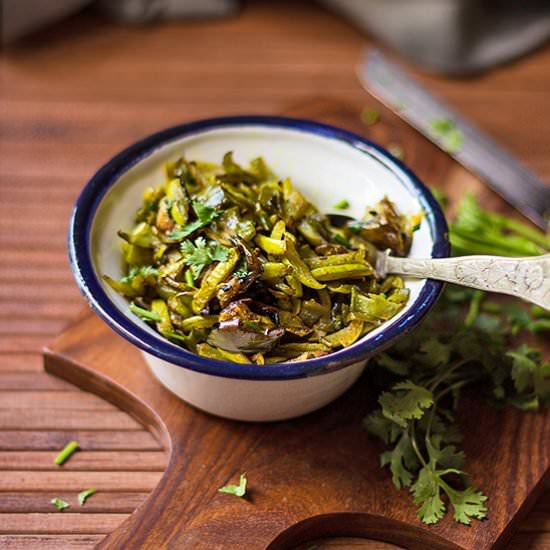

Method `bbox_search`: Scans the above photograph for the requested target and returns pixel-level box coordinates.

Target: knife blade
[358,49,550,230]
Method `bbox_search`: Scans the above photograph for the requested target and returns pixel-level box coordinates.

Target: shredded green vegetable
[104,153,418,363]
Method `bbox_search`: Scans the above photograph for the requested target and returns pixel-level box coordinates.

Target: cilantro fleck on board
[360,107,381,126]
[53,441,79,466]
[428,117,464,154]
[78,488,97,506]
[51,497,70,511]
[218,473,247,498]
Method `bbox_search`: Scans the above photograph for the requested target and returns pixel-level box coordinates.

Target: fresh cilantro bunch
[365,193,550,525]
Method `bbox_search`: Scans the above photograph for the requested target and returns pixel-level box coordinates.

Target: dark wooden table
[1,1,549,548]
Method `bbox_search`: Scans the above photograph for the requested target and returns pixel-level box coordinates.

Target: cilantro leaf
[364,410,398,445]
[374,352,410,376]
[412,466,487,525]
[121,265,158,284]
[504,304,532,334]
[426,436,464,470]
[381,432,419,489]
[507,344,539,393]
[51,497,70,511]
[438,475,488,525]
[507,345,550,402]
[209,243,230,262]
[218,473,247,498]
[379,381,434,428]
[411,466,446,525]
[180,237,229,278]
[416,337,451,368]
[169,201,220,240]
[233,256,250,279]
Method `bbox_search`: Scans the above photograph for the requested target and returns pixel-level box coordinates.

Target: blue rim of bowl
[69,115,449,381]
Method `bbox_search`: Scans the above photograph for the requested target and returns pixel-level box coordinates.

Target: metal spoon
[328,214,550,310]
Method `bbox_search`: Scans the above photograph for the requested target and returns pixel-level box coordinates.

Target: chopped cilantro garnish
[120,265,158,284]
[429,117,464,154]
[53,441,79,466]
[233,256,250,280]
[332,199,350,210]
[360,107,380,126]
[181,237,229,278]
[78,488,97,506]
[218,473,247,498]
[169,201,220,240]
[51,497,70,511]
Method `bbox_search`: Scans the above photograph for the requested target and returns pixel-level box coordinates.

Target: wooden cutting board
[44,99,550,550]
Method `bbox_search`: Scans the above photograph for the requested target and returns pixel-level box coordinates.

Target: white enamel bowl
[69,116,449,421]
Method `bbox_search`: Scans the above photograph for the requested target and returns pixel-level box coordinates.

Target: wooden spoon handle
[387,254,550,310]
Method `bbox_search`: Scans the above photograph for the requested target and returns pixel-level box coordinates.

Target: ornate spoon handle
[385,253,550,310]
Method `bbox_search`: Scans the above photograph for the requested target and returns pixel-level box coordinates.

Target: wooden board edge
[42,346,170,451]
[267,513,466,550]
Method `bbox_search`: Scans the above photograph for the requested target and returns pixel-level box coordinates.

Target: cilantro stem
[481,301,502,314]
[129,302,161,322]
[409,424,428,468]
[450,235,520,257]
[479,210,550,250]
[78,488,97,506]
[54,441,79,466]
[426,375,482,448]
[528,319,550,332]
[434,377,481,403]
[464,291,484,328]
[428,359,468,393]
[425,402,438,446]
[532,305,550,319]
[451,230,539,257]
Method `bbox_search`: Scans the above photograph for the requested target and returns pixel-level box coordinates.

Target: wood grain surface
[1,1,550,548]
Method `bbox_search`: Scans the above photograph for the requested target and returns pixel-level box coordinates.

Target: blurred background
[1,1,550,549]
